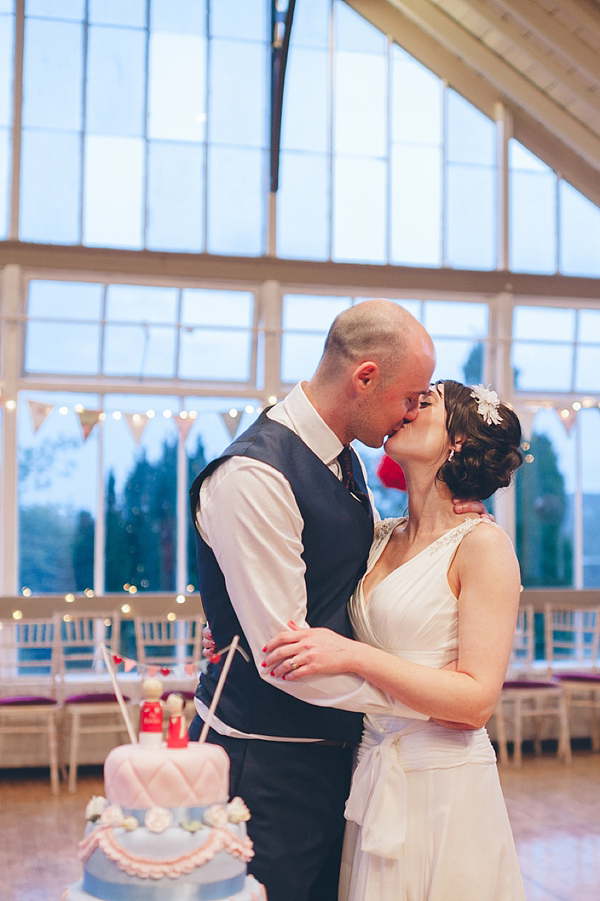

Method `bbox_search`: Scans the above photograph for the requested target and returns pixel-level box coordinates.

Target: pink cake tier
[61,743,267,901]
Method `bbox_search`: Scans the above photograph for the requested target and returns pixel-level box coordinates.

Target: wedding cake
[61,741,266,900]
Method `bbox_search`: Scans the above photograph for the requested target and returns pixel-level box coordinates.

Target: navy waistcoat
[189,412,373,742]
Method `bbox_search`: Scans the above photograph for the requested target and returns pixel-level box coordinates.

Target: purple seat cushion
[0,695,57,705]
[553,672,600,684]
[64,692,131,704]
[502,680,558,689]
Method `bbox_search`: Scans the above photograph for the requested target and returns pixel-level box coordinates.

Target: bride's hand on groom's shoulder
[262,622,355,680]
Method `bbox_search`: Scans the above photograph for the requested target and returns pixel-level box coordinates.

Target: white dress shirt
[194,381,427,740]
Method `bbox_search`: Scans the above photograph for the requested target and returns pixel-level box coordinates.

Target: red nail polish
[261,661,267,667]
[270,671,275,677]
[262,645,267,652]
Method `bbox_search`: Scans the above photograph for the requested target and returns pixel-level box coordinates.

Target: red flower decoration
[376,455,406,491]
[209,653,221,665]
[112,655,123,664]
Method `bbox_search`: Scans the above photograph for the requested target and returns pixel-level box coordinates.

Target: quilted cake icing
[61,743,267,901]
[104,742,229,808]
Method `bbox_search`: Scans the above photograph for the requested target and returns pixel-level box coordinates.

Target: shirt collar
[279,382,345,466]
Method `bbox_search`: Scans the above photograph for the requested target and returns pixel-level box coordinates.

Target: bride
[264,380,526,901]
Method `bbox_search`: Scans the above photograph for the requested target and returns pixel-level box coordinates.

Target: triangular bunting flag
[184,663,197,677]
[123,657,138,673]
[147,665,159,678]
[27,400,54,433]
[554,405,577,435]
[516,407,538,444]
[123,412,150,446]
[174,415,195,444]
[77,408,102,441]
[220,410,242,440]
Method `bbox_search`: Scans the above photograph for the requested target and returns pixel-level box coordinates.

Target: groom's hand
[452,497,494,520]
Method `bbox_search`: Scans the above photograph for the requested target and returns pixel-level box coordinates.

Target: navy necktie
[337,446,371,516]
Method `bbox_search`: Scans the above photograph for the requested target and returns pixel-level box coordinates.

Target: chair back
[0,618,59,700]
[544,605,600,674]
[508,604,536,676]
[134,616,202,676]
[55,611,122,700]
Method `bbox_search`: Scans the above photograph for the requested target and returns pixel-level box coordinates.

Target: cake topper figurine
[139,677,164,747]
[165,693,189,748]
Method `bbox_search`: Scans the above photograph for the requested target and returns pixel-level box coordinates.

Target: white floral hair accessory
[470,384,503,425]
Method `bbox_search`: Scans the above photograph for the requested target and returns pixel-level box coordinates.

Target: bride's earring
[448,448,455,462]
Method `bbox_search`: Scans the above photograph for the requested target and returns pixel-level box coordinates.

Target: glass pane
[424,301,488,338]
[446,90,495,166]
[0,127,9,238]
[26,0,84,19]
[86,25,146,136]
[581,409,600,587]
[282,333,331,383]
[390,144,441,266]
[283,295,351,330]
[181,289,253,327]
[575,346,600,393]
[579,310,600,342]
[211,0,266,41]
[23,18,83,129]
[20,129,81,243]
[25,322,101,374]
[334,51,386,157]
[335,0,386,54]
[333,156,386,263]
[509,139,549,172]
[515,409,574,587]
[18,390,98,594]
[103,324,176,377]
[179,329,251,381]
[512,343,573,392]
[209,38,266,147]
[391,46,442,146]
[277,151,329,260]
[83,135,144,248]
[148,32,206,142]
[0,13,14,127]
[103,394,178,593]
[207,145,264,256]
[28,280,102,319]
[513,306,576,341]
[106,285,178,323]
[431,338,485,383]
[559,181,600,277]
[292,0,329,48]
[281,46,328,153]
[147,141,204,251]
[510,169,557,273]
[446,164,495,269]
[150,0,206,35]
[88,0,146,27]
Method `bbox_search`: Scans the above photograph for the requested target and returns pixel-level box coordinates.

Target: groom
[189,300,479,901]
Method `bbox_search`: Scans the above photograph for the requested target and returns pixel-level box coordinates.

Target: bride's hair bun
[437,380,523,501]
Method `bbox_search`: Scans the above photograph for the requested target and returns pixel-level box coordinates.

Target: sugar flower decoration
[85,796,107,822]
[203,804,229,828]
[470,384,503,426]
[145,807,173,834]
[227,796,251,824]
[122,816,139,832]
[100,804,124,828]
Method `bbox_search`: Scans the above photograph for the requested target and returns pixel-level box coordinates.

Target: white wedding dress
[339,517,525,901]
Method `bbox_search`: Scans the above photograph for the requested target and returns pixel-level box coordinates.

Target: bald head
[317,298,432,387]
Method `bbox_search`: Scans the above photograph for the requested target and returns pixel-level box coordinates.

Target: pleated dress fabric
[339,517,525,901]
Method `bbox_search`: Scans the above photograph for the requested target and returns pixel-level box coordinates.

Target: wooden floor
[1,749,599,901]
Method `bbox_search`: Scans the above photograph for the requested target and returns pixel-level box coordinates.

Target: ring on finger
[289,660,299,670]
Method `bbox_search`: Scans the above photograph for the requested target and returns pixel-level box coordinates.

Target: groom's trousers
[190,722,354,901]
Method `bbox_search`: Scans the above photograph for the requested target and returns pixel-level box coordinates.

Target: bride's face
[384,383,451,466]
